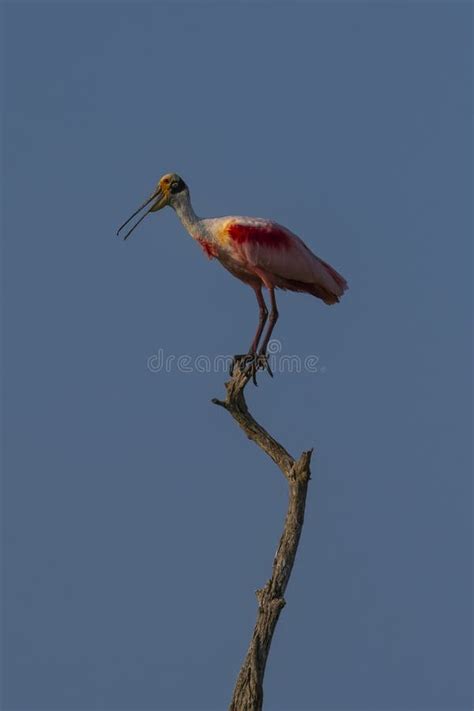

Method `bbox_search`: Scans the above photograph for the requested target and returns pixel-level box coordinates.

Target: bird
[117,173,348,379]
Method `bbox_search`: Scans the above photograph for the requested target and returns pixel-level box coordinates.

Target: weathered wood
[212,365,313,711]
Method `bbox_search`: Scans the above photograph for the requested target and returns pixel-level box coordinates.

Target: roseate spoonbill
[117,173,348,379]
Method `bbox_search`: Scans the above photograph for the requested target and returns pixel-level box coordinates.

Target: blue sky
[3,2,472,710]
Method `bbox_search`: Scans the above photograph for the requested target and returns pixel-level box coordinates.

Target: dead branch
[212,365,313,711]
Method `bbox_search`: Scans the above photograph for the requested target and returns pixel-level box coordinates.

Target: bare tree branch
[212,365,313,711]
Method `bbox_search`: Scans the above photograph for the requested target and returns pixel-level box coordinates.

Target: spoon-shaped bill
[116,190,162,238]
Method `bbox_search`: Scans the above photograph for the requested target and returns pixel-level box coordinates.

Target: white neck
[172,191,201,239]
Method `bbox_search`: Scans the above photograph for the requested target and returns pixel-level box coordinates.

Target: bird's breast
[197,237,219,260]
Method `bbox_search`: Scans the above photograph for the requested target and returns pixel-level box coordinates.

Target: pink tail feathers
[316,257,349,297]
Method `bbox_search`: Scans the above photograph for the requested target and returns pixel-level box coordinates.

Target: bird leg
[249,286,268,354]
[259,288,278,364]
[230,287,270,384]
[232,288,277,384]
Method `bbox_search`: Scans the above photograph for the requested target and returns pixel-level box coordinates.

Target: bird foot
[230,353,273,385]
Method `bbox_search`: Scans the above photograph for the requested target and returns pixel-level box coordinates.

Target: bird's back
[203,216,347,302]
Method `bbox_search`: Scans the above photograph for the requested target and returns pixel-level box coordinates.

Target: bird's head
[116,173,188,240]
[151,173,189,211]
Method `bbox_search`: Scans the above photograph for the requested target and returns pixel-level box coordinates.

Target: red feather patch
[198,239,217,259]
[228,223,292,250]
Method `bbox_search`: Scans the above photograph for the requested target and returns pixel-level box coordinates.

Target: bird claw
[230,353,273,385]
[259,353,273,378]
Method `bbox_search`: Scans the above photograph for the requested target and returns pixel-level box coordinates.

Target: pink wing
[226,219,348,304]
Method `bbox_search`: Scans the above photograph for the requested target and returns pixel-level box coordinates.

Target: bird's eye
[169,178,186,194]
